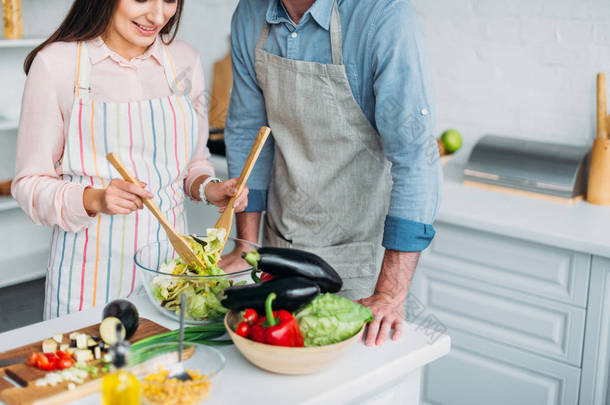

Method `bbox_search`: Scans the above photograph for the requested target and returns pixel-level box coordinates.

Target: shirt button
[421,108,429,116]
[291,32,298,38]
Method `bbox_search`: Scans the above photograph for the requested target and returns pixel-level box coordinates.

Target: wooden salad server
[215,126,271,253]
[106,153,206,269]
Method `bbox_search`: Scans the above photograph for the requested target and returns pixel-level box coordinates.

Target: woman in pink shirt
[12,0,248,319]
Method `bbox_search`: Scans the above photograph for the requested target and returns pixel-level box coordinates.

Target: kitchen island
[0,294,450,404]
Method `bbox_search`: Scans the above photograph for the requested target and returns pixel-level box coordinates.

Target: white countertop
[0,295,450,404]
[440,160,610,258]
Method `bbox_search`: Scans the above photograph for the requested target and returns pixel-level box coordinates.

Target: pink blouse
[12,36,214,232]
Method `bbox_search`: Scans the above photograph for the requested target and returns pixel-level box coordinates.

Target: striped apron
[44,41,197,319]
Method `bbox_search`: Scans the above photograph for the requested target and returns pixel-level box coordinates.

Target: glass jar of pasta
[2,0,23,39]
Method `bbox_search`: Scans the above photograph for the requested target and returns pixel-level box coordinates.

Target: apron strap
[74,42,92,101]
[255,20,270,52]
[329,1,343,65]
[161,43,185,95]
[255,0,344,66]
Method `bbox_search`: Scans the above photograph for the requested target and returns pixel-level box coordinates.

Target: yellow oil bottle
[101,322,140,404]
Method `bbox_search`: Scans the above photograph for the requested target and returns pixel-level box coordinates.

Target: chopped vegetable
[27,352,38,367]
[34,367,88,387]
[59,344,69,351]
[100,317,125,345]
[76,334,88,349]
[42,339,57,354]
[56,357,75,370]
[249,293,304,347]
[52,334,63,344]
[294,293,373,347]
[73,349,94,363]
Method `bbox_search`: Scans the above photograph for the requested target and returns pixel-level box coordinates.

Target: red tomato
[56,350,72,359]
[36,354,54,371]
[44,353,58,361]
[260,272,274,281]
[56,357,74,370]
[242,308,258,324]
[235,321,251,338]
[26,352,38,367]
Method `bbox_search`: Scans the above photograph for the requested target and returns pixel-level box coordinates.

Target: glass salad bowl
[134,233,257,324]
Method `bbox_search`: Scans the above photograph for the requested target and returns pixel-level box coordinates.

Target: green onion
[130,322,230,352]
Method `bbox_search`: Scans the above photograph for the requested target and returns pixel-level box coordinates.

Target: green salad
[150,228,245,321]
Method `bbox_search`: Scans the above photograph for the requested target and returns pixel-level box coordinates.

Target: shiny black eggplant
[221,276,320,313]
[243,247,343,293]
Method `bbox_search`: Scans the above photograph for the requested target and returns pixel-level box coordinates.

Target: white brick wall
[412,0,610,156]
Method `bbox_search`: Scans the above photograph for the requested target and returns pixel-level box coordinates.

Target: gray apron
[256,1,392,300]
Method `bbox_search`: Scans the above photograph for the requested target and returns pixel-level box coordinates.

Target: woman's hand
[84,179,153,216]
[205,178,249,213]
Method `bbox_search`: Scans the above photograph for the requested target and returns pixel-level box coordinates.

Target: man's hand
[358,292,406,346]
[218,211,262,273]
[358,249,420,346]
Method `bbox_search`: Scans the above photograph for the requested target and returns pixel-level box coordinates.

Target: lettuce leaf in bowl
[294,293,373,347]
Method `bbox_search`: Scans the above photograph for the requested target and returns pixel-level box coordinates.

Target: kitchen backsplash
[412,0,610,155]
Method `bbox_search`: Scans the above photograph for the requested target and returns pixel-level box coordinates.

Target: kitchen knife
[0,357,26,368]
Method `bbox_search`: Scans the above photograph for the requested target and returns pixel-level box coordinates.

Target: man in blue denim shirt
[222,0,442,346]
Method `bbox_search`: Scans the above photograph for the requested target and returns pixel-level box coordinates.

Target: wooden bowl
[224,311,364,375]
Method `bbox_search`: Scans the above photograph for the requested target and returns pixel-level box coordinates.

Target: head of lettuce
[294,293,374,347]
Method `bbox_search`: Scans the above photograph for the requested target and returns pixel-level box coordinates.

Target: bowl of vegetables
[134,229,256,324]
[224,292,372,375]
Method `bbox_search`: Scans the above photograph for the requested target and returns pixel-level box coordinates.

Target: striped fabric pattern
[44,42,197,319]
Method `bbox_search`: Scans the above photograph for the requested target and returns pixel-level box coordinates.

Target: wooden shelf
[0,250,48,288]
[0,38,43,48]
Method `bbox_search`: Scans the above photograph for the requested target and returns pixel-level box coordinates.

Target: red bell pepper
[249,293,304,347]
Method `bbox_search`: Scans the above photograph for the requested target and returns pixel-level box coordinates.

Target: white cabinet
[410,222,592,405]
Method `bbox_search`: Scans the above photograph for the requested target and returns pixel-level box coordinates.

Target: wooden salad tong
[106,153,206,268]
[215,126,271,253]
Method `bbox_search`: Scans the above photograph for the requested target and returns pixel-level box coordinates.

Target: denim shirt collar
[265,0,335,31]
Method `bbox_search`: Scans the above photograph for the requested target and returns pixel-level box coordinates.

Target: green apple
[440,129,463,153]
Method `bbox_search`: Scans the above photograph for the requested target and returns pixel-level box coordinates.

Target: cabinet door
[409,268,581,405]
[420,330,580,405]
[579,256,610,405]
[422,223,590,308]
[410,266,585,366]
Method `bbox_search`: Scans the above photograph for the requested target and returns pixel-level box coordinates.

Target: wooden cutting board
[0,318,169,405]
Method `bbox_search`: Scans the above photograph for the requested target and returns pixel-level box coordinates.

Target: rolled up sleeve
[225,1,274,212]
[371,0,442,252]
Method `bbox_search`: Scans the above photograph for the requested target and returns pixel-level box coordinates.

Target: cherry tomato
[56,350,72,359]
[235,321,250,338]
[242,308,258,324]
[26,352,38,367]
[44,353,58,361]
[56,357,74,370]
[260,272,274,281]
[36,354,54,371]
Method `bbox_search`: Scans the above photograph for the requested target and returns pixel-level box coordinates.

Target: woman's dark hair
[24,0,184,74]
